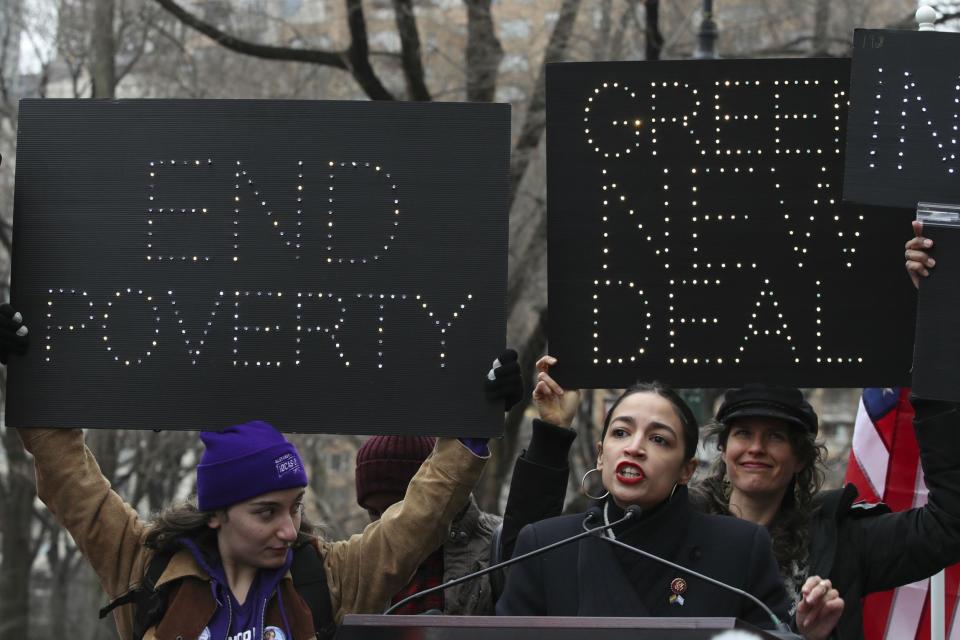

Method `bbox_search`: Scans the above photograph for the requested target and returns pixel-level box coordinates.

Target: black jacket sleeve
[500,420,577,559]
[850,397,960,593]
[743,525,793,629]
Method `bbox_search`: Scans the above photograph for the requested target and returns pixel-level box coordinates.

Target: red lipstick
[615,461,645,485]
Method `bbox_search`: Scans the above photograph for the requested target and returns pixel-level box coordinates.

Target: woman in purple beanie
[6,306,495,640]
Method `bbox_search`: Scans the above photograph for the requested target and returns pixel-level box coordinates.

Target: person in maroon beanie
[356,434,503,615]
[350,349,524,616]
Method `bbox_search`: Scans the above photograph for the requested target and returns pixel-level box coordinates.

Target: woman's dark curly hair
[697,419,827,578]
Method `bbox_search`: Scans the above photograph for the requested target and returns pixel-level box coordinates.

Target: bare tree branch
[885,8,960,29]
[509,0,582,198]
[152,0,404,98]
[0,4,14,114]
[117,6,157,84]
[934,10,960,24]
[0,218,12,256]
[609,0,640,61]
[464,0,503,102]
[21,17,54,99]
[741,34,852,57]
[343,0,394,100]
[595,0,613,59]
[153,0,349,68]
[56,0,92,98]
[392,0,431,100]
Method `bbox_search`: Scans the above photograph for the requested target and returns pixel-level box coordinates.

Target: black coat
[502,401,960,639]
[803,398,960,640]
[496,487,791,630]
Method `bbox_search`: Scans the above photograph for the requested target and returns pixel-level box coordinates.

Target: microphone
[584,515,800,639]
[382,505,635,615]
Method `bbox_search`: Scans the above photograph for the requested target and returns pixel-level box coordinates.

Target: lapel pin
[669,577,687,605]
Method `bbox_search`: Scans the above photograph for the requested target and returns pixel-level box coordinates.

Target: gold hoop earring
[580,468,609,500]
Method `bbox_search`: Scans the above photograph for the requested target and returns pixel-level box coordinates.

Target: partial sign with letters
[844,29,960,209]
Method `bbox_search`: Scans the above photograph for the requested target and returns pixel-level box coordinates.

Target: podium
[336,615,788,639]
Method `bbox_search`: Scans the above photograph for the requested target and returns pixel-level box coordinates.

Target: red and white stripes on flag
[845,388,960,640]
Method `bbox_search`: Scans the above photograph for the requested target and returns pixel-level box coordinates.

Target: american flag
[845,387,960,639]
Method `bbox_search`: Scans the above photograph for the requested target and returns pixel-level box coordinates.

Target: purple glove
[458,437,490,457]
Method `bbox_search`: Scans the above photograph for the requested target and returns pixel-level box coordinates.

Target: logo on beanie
[274,452,302,478]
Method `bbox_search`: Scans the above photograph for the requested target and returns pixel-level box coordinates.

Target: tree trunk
[464,0,503,103]
[643,0,662,61]
[509,0,582,197]
[475,0,584,513]
[91,0,117,98]
[812,0,831,56]
[0,427,36,640]
[595,0,612,59]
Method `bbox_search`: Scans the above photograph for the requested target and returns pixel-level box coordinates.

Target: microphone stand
[382,506,638,615]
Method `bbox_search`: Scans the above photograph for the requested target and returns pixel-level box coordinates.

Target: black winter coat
[502,400,960,639]
[802,398,960,639]
[496,487,791,630]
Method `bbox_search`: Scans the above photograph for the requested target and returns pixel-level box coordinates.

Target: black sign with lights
[845,29,960,209]
[8,99,510,435]
[546,59,915,389]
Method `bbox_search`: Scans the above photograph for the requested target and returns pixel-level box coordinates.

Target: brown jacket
[19,428,486,639]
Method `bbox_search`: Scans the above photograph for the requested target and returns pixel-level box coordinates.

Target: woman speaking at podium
[496,382,795,632]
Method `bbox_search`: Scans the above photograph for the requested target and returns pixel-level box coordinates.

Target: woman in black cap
[698,386,827,609]
[694,383,960,640]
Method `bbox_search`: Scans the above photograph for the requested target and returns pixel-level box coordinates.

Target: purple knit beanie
[355,435,436,508]
[197,420,308,511]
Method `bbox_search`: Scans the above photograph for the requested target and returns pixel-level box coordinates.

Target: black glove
[485,348,524,412]
[0,303,29,364]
